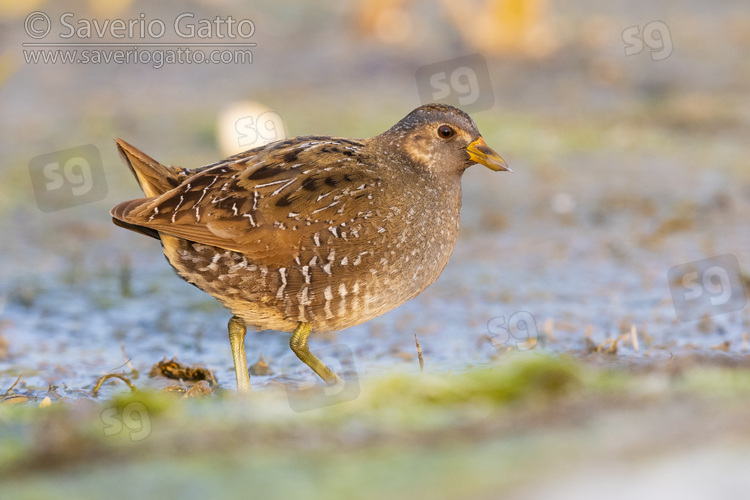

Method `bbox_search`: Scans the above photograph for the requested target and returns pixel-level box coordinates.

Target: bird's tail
[115,138,190,197]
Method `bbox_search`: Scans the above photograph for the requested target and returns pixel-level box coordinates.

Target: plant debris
[184,380,213,398]
[249,357,274,376]
[149,357,217,387]
[415,334,424,373]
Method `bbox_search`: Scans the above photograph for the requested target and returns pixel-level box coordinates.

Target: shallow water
[2,0,750,403]
[2,156,749,401]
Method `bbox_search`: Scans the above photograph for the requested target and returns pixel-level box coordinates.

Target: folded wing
[111,137,381,266]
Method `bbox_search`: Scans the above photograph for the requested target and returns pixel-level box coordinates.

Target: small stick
[543,318,555,342]
[91,373,138,397]
[414,334,424,373]
[119,254,132,298]
[631,324,640,353]
[120,342,137,372]
[2,375,21,396]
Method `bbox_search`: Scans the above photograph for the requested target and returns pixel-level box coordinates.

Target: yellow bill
[467,137,511,172]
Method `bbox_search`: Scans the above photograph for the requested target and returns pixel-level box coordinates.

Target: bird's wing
[111,136,382,266]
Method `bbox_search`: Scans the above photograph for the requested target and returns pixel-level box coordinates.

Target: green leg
[228,315,251,393]
[289,322,342,385]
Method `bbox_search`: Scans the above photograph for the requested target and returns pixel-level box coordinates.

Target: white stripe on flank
[276,268,287,299]
[302,265,311,284]
[242,213,257,227]
[324,285,334,319]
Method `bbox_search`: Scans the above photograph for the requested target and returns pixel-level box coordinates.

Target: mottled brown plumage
[111,103,509,392]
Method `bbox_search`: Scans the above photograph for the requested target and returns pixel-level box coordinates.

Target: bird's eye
[437,125,455,139]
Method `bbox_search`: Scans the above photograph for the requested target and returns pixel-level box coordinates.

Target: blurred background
[2,0,750,498]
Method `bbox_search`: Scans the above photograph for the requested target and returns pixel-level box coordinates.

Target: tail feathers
[112,216,161,240]
[115,138,190,197]
[111,197,161,240]
[111,197,145,221]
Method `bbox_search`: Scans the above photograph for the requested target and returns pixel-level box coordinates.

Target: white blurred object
[216,101,287,158]
[551,192,576,214]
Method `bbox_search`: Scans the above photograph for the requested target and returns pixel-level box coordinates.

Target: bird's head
[381,103,509,176]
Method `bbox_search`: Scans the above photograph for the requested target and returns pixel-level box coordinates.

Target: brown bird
[111,104,509,392]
